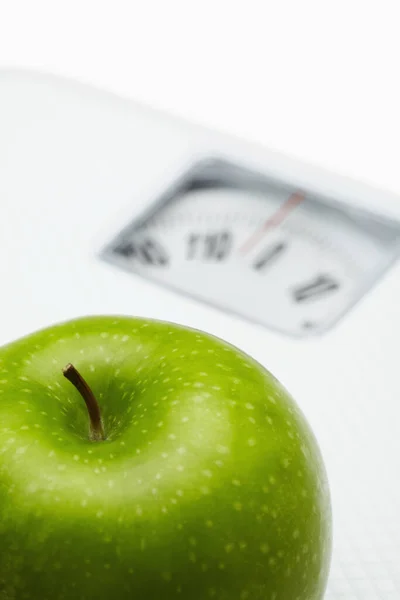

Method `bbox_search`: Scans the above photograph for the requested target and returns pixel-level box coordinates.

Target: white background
[1,0,400,197]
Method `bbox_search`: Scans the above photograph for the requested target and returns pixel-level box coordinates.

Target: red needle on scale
[240,190,305,255]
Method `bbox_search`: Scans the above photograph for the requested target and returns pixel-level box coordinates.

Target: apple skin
[0,316,331,600]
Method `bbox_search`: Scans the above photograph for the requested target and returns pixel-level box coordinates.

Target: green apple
[0,315,331,600]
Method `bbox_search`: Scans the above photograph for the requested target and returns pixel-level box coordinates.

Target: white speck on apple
[26,483,38,494]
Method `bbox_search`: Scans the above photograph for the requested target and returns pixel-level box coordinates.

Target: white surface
[2,1,400,197]
[0,70,400,598]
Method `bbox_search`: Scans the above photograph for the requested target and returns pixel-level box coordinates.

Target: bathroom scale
[0,69,399,598]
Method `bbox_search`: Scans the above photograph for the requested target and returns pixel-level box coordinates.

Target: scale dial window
[101,158,400,337]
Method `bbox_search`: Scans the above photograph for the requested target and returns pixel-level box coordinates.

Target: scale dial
[102,159,400,337]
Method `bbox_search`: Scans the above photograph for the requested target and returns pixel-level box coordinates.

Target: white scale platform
[0,69,399,598]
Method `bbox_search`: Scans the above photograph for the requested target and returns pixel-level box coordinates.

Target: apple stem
[62,363,106,441]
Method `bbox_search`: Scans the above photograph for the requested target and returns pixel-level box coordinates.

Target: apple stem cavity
[62,363,106,442]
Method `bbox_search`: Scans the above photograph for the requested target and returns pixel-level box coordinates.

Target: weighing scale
[0,69,399,598]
